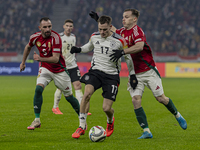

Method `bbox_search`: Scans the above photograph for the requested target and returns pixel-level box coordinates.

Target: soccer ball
[89,126,106,142]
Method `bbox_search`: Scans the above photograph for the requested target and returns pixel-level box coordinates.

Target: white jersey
[59,32,77,69]
[81,32,135,75]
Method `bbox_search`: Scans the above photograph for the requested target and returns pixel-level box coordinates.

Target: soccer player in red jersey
[20,17,80,130]
[90,9,187,139]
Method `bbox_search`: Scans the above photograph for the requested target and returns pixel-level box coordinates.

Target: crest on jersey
[85,75,89,81]
[48,42,51,48]
[110,40,116,48]
[37,41,41,47]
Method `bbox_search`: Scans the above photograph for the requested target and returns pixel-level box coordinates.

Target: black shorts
[67,67,81,82]
[80,69,120,101]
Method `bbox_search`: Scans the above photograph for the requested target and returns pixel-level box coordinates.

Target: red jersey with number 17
[116,25,155,74]
[28,30,66,73]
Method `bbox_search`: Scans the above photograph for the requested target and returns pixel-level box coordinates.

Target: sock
[65,95,80,115]
[143,127,151,133]
[35,118,40,122]
[175,112,180,118]
[164,98,178,115]
[75,89,83,104]
[53,88,62,108]
[79,113,87,129]
[134,107,149,129]
[33,85,43,117]
[35,113,40,118]
[107,114,114,123]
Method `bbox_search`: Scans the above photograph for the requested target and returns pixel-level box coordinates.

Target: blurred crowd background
[1,0,200,58]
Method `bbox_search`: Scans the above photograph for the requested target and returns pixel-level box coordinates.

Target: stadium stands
[0,0,199,59]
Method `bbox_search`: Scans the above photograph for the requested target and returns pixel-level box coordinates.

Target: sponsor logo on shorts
[155,85,160,90]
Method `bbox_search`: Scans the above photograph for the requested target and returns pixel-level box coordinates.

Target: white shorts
[36,67,72,96]
[127,68,164,98]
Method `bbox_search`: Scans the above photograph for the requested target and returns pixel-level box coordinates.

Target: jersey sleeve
[123,54,135,75]
[133,27,145,44]
[52,33,62,53]
[74,35,76,46]
[81,35,94,53]
[28,34,36,47]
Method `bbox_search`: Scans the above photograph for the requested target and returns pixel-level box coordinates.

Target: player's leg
[72,84,95,138]
[128,73,153,139]
[72,80,91,115]
[101,74,119,137]
[103,98,115,137]
[148,69,187,130]
[69,67,92,115]
[52,88,63,114]
[72,71,100,139]
[53,71,80,115]
[27,67,52,130]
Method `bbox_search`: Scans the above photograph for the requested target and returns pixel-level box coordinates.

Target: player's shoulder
[51,30,61,39]
[111,32,124,40]
[116,27,126,32]
[70,33,75,37]
[132,25,144,36]
[30,31,41,40]
[91,31,100,37]
[59,32,65,37]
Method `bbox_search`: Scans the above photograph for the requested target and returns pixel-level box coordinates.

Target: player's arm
[124,41,144,54]
[70,38,94,54]
[123,54,138,89]
[20,43,32,72]
[110,41,144,63]
[33,52,60,63]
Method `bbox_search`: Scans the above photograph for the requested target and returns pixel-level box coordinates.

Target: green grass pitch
[0,76,200,150]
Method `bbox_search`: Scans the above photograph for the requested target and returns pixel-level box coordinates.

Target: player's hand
[109,50,125,62]
[20,63,26,72]
[33,51,40,61]
[89,11,99,22]
[70,46,81,54]
[130,74,138,90]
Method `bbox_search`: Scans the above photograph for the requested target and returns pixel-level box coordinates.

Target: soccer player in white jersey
[89,9,187,139]
[70,15,138,139]
[52,19,91,115]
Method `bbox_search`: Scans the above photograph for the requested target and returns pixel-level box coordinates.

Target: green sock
[33,85,43,117]
[35,113,40,118]
[164,98,177,115]
[134,107,148,129]
[65,95,80,115]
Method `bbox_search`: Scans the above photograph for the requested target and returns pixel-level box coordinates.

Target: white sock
[107,114,114,123]
[53,89,62,108]
[35,118,40,122]
[75,89,83,104]
[175,112,180,118]
[143,128,151,133]
[79,113,87,129]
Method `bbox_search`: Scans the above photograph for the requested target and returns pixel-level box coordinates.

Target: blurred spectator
[1,0,200,58]
[0,0,53,54]
[73,0,200,57]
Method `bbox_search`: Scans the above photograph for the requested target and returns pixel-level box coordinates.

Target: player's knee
[35,85,43,95]
[73,81,82,90]
[156,95,168,104]
[132,95,142,109]
[103,105,111,113]
[83,92,92,102]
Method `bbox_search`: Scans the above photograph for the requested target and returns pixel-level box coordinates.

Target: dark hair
[40,17,50,23]
[97,15,112,25]
[124,8,140,18]
[64,19,73,24]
